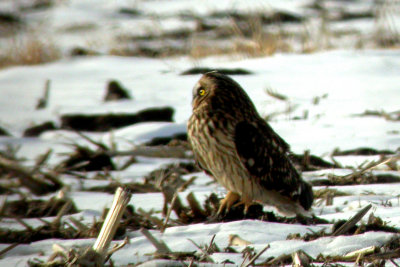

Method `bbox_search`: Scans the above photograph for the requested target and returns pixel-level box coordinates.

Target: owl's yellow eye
[199,89,206,96]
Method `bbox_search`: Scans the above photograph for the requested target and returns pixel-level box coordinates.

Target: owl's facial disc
[192,81,208,108]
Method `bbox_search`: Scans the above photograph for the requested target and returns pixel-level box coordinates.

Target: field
[0,0,400,266]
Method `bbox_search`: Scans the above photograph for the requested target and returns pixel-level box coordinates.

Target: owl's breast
[187,111,248,193]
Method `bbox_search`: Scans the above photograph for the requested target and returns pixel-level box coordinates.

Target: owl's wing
[234,120,301,199]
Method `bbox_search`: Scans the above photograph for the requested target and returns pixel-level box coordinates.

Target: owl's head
[191,71,255,113]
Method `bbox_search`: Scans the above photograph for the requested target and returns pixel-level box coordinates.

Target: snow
[0,50,398,266]
[0,0,400,266]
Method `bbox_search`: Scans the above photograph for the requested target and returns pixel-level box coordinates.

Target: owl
[187,72,313,216]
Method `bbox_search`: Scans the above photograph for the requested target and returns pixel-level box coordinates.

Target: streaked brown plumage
[187,72,313,216]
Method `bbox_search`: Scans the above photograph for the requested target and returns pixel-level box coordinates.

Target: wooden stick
[206,234,217,254]
[363,248,400,262]
[343,245,376,260]
[16,218,34,232]
[74,131,109,151]
[52,200,72,226]
[140,228,171,254]
[161,189,181,233]
[68,217,89,232]
[32,149,52,173]
[36,79,51,109]
[0,243,19,258]
[342,155,400,181]
[161,177,197,232]
[242,244,270,267]
[332,204,372,236]
[92,187,132,256]
[104,237,129,262]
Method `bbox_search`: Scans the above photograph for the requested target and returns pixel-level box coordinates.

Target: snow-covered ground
[0,48,399,266]
[0,1,400,266]
[1,0,400,56]
[1,49,399,153]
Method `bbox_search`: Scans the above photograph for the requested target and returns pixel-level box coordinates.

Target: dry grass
[189,15,292,59]
[373,0,400,48]
[107,3,400,60]
[188,40,232,59]
[0,34,61,69]
[1,2,399,67]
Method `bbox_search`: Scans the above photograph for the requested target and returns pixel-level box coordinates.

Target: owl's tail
[298,181,314,211]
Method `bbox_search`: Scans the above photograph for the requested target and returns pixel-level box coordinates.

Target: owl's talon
[233,199,254,215]
[217,191,240,215]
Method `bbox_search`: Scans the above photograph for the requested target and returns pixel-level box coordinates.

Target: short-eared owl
[187,72,313,216]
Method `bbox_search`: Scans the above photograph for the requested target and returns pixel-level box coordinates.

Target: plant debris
[291,150,338,171]
[1,128,399,266]
[60,107,174,131]
[332,147,395,156]
[144,161,200,185]
[0,153,62,195]
[36,79,51,110]
[23,121,57,137]
[103,80,132,102]
[355,109,400,121]
[0,125,10,136]
[1,197,78,218]
[59,144,116,172]
[145,133,187,146]
[1,201,154,244]
[180,67,253,75]
[87,182,159,194]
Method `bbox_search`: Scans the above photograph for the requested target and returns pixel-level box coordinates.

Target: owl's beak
[192,95,199,108]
